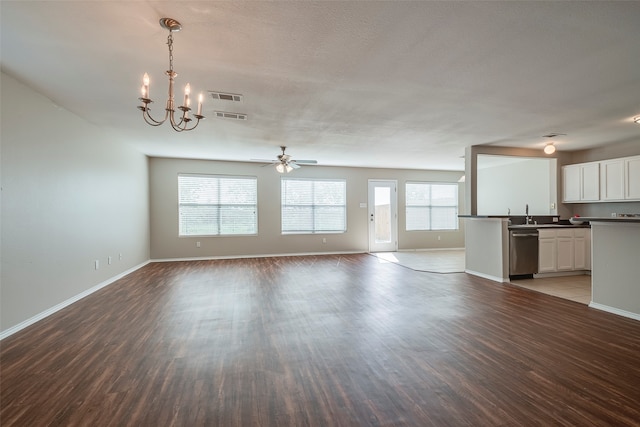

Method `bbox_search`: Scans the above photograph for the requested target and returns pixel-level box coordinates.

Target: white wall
[1,72,150,334]
[477,157,555,215]
[149,157,465,259]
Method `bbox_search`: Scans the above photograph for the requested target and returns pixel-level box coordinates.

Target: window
[406,182,458,231]
[178,174,257,236]
[281,178,346,234]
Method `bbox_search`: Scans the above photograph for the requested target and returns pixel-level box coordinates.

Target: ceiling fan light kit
[138,18,205,132]
[252,146,317,173]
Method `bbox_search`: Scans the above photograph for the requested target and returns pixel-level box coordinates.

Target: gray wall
[1,72,150,334]
[149,157,465,259]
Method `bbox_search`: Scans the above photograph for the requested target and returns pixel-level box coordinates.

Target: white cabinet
[538,230,557,273]
[537,228,590,275]
[563,165,581,202]
[600,158,625,201]
[563,163,599,202]
[573,229,587,270]
[626,156,640,199]
[581,162,600,201]
[567,155,640,203]
[556,237,574,270]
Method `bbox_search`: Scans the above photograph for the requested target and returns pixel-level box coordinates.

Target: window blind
[178,174,257,236]
[281,178,346,234]
[406,182,458,231]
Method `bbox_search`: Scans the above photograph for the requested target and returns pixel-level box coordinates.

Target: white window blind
[178,174,257,236]
[281,178,346,234]
[406,182,458,231]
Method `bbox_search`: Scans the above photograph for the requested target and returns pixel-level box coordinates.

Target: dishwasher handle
[512,233,538,237]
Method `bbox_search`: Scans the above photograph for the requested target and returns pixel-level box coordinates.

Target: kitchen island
[460,215,588,283]
[576,216,640,321]
[459,216,510,282]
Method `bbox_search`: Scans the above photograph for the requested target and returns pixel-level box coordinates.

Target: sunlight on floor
[374,253,400,264]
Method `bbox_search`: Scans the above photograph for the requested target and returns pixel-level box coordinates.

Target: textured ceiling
[2,1,639,171]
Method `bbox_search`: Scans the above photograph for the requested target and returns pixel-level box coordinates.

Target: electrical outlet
[108,256,112,265]
[550,202,556,209]
[322,238,327,244]
[119,253,123,260]
[196,241,201,248]
[94,260,99,270]
[438,235,441,241]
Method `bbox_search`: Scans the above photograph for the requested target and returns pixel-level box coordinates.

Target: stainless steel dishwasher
[509,229,539,278]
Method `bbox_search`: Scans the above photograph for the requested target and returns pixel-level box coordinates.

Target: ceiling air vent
[209,91,243,102]
[214,111,247,121]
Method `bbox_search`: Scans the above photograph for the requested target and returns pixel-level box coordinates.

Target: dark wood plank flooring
[2,254,640,426]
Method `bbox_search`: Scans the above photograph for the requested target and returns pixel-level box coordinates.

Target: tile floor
[374,250,592,305]
[510,274,592,304]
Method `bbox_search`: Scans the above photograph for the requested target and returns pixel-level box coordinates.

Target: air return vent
[209,91,243,102]
[214,111,247,120]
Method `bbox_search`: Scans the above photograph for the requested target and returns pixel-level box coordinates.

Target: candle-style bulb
[197,93,203,116]
[142,73,150,98]
[183,83,191,107]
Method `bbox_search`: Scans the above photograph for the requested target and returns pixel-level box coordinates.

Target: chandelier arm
[141,107,170,126]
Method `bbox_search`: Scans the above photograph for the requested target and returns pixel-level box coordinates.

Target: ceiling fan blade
[293,160,318,164]
[290,162,301,169]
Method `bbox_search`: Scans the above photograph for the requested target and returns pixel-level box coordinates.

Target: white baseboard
[534,270,591,279]
[465,269,509,283]
[0,260,150,341]
[588,302,640,322]
[151,251,366,263]
[399,247,465,253]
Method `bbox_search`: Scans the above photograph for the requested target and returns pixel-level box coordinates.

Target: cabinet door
[600,159,625,201]
[556,237,574,271]
[581,163,600,201]
[573,236,587,270]
[563,165,581,202]
[538,238,557,273]
[626,156,640,200]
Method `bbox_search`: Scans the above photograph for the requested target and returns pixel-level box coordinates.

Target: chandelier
[138,18,204,132]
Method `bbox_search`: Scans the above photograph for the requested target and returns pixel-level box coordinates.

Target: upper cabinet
[600,158,625,200]
[626,156,640,199]
[562,162,599,202]
[563,155,640,203]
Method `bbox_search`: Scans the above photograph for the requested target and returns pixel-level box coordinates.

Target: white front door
[368,180,398,252]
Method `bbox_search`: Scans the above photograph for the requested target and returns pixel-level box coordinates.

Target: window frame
[280,177,347,235]
[178,173,258,237]
[405,181,459,231]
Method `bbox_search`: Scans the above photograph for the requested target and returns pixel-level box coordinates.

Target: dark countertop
[458,215,510,218]
[575,216,640,223]
[508,224,590,230]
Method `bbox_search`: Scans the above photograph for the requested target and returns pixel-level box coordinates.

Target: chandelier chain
[167,33,174,72]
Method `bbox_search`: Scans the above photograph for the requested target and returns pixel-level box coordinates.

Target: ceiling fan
[254,146,318,173]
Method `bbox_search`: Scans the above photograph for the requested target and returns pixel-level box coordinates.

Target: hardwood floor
[2,254,640,426]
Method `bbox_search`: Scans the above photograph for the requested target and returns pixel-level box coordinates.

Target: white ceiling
[2,1,639,171]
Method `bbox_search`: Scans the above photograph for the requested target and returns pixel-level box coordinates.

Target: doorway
[368,180,398,252]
